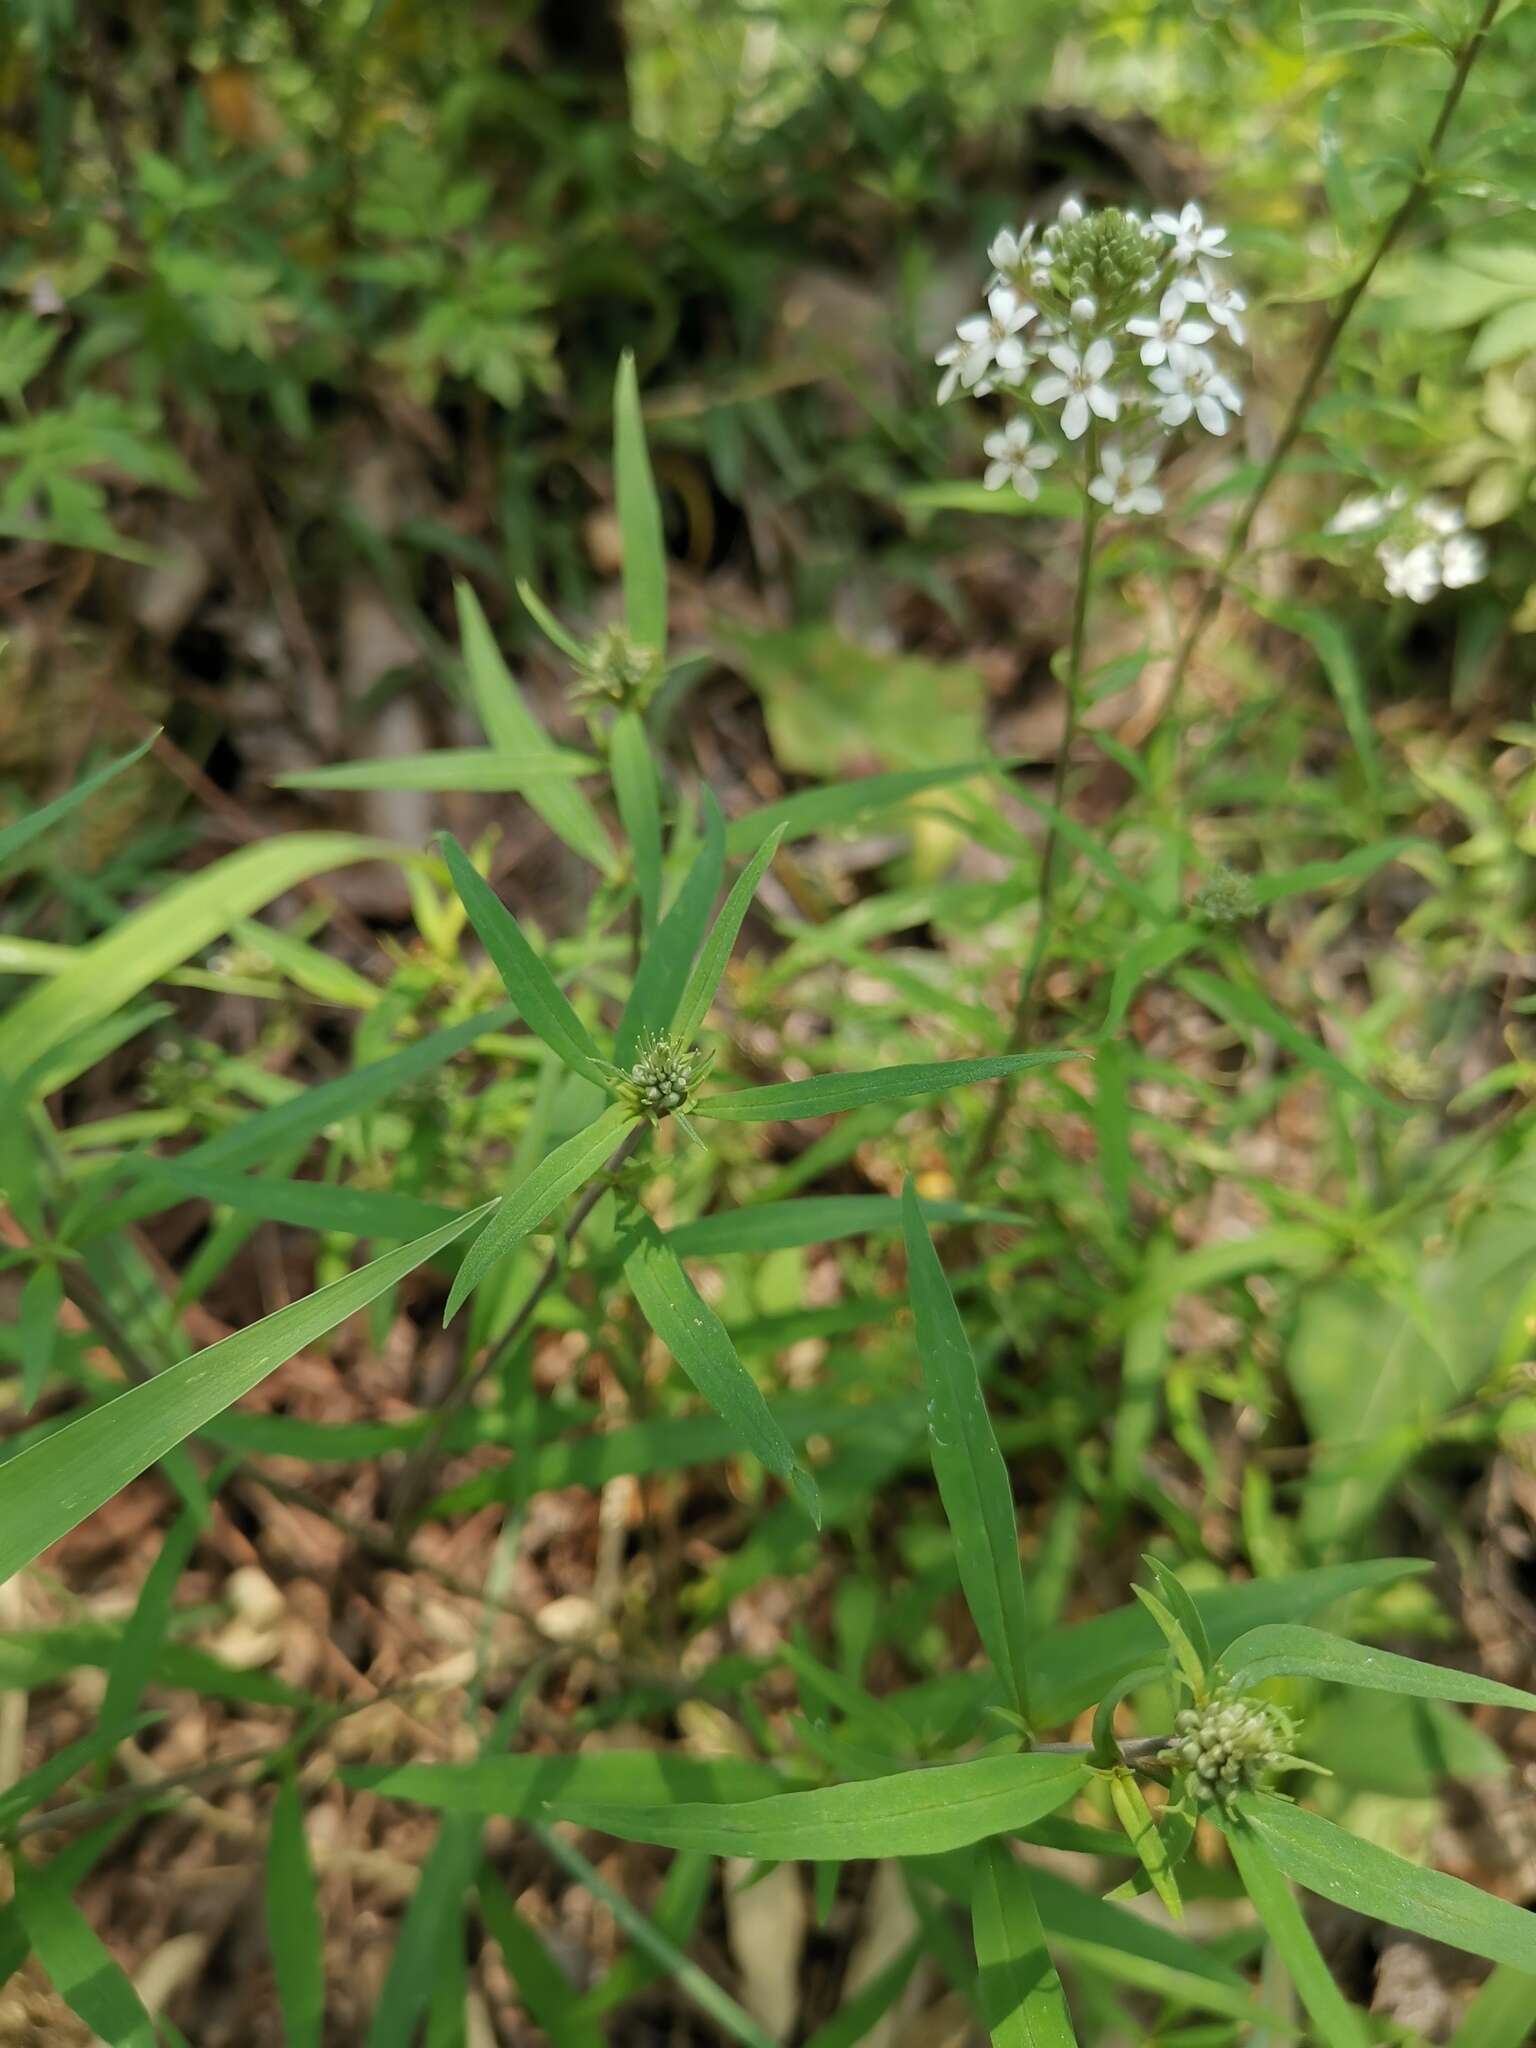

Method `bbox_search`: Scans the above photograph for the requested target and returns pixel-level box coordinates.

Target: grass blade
[972,1839,1080,2046]
[696,1052,1079,1122]
[725,762,998,856]
[365,1815,481,2048]
[0,832,391,1088]
[1178,966,1397,1113]
[12,1861,160,2048]
[614,350,667,653]
[454,580,616,874]
[902,1180,1034,1722]
[444,1104,637,1322]
[439,831,608,1084]
[1447,1964,1536,2048]
[267,1774,325,2048]
[0,1205,489,1587]
[622,1215,821,1525]
[0,733,156,872]
[276,748,594,792]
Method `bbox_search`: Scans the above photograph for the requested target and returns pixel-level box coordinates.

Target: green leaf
[1028,1867,1258,2021]
[0,1206,489,1588]
[1447,1964,1536,2048]
[1470,297,1536,370]
[696,1052,1078,1122]
[1142,1558,1212,1684]
[1178,967,1397,1112]
[1257,601,1381,801]
[445,1104,637,1322]
[1239,1792,1536,1972]
[83,1006,514,1241]
[1100,925,1203,1036]
[622,1216,821,1525]
[275,748,595,792]
[801,1942,921,2048]
[666,1195,1022,1258]
[614,351,667,653]
[610,710,664,934]
[267,1775,325,2048]
[439,831,608,1085]
[538,1824,775,2048]
[0,733,156,873]
[0,833,392,1088]
[515,578,589,666]
[972,1839,1080,2046]
[902,1180,1034,1722]
[1028,1559,1428,1729]
[1104,1769,1182,1921]
[100,1496,208,1746]
[142,1163,454,1241]
[616,794,725,1064]
[12,1861,160,2048]
[366,1816,481,2048]
[725,762,997,857]
[477,1870,602,2048]
[454,580,616,874]
[1222,1816,1372,2048]
[18,1261,62,1410]
[551,1753,1092,1861]
[671,826,783,1047]
[351,1750,787,1814]
[1220,1624,1536,1710]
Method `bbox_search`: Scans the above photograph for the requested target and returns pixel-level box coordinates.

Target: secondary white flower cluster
[937,196,1246,515]
[1326,488,1487,603]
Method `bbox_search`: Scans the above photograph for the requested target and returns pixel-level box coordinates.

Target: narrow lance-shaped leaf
[439,832,608,1086]
[0,831,393,1086]
[1238,1792,1536,1973]
[614,350,667,653]
[0,731,156,872]
[12,1862,160,2048]
[622,1216,821,1526]
[267,1774,326,2048]
[454,580,617,874]
[276,748,595,793]
[0,1205,491,1588]
[516,578,589,666]
[1219,1624,1536,1711]
[445,1104,638,1323]
[551,1753,1092,1862]
[671,825,784,1046]
[902,1179,1034,1723]
[696,1051,1080,1122]
[1221,1816,1372,2048]
[972,1839,1081,2047]
[616,792,725,1064]
[609,710,664,936]
[725,760,1000,857]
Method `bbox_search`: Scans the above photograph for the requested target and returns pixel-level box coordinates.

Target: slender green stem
[964,484,1102,1192]
[1160,0,1501,734]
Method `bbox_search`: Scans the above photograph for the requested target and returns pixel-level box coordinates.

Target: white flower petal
[1083,337,1114,378]
[1061,391,1089,440]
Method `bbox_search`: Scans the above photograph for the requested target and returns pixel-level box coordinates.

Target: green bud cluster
[1039,208,1167,328]
[577,624,661,708]
[1191,863,1258,928]
[612,1031,710,1122]
[1162,1685,1299,1804]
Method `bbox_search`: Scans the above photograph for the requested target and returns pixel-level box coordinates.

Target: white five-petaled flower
[1440,532,1486,587]
[1126,286,1213,367]
[987,224,1033,276]
[1150,343,1242,435]
[982,417,1057,499]
[1151,201,1229,265]
[1379,542,1443,604]
[1034,336,1118,441]
[1088,445,1163,516]
[1191,262,1246,344]
[956,286,1035,388]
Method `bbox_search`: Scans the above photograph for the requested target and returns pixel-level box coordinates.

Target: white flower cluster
[1326,487,1487,603]
[936,197,1246,515]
